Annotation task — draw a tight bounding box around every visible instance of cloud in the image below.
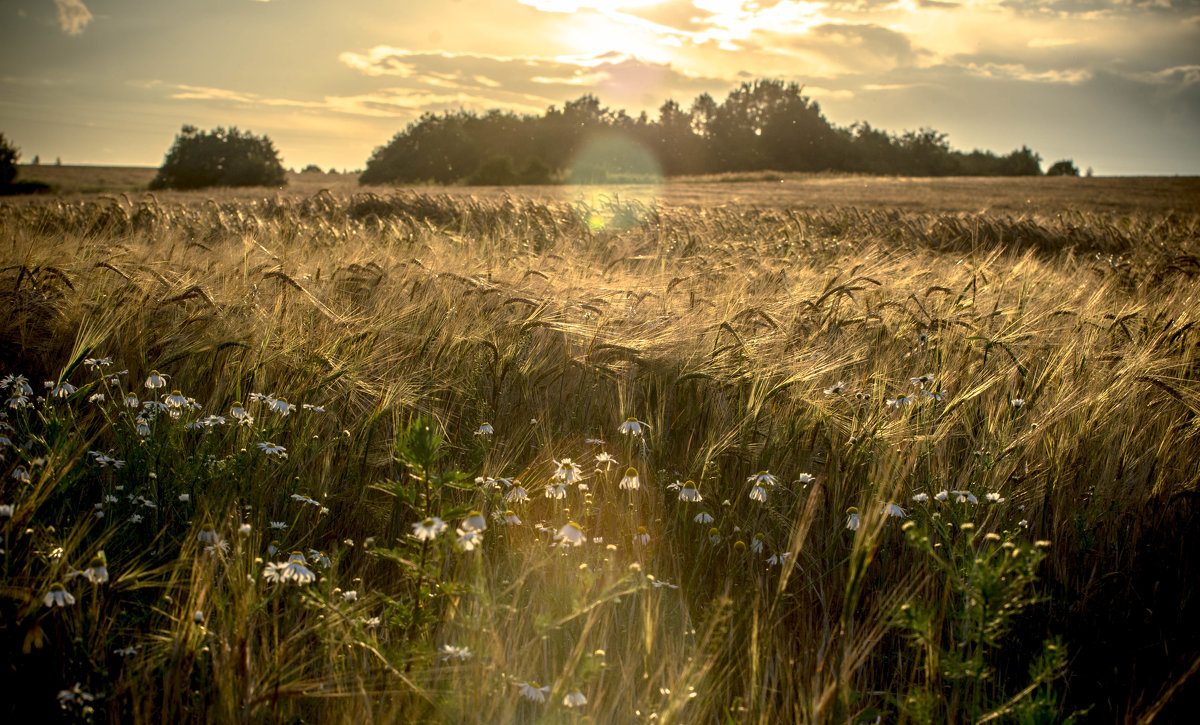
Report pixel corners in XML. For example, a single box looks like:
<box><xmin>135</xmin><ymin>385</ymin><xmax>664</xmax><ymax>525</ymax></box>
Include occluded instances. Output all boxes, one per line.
<box><xmin>54</xmin><ymin>0</ymin><xmax>92</xmax><ymax>36</ymax></box>
<box><xmin>337</xmin><ymin>47</ymin><xmax>728</xmax><ymax>108</ymax></box>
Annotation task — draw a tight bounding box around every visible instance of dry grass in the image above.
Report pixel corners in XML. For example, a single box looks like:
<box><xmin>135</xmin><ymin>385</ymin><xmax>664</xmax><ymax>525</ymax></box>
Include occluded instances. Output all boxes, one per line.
<box><xmin>1</xmin><ymin>189</ymin><xmax>1198</xmax><ymax>723</ymax></box>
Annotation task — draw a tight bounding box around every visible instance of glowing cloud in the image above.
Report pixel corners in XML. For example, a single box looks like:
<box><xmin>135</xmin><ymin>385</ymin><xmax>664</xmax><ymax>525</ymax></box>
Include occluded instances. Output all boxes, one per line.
<box><xmin>54</xmin><ymin>0</ymin><xmax>93</xmax><ymax>36</ymax></box>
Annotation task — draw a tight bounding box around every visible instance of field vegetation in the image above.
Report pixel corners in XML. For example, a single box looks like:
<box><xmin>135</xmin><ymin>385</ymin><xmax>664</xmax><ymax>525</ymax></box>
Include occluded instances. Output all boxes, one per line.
<box><xmin>1</xmin><ymin>185</ymin><xmax>1198</xmax><ymax>723</ymax></box>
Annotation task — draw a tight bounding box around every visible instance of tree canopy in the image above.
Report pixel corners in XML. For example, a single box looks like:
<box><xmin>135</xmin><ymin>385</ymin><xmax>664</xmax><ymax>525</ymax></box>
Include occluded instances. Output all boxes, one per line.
<box><xmin>362</xmin><ymin>80</ymin><xmax>1046</xmax><ymax>186</ymax></box>
<box><xmin>150</xmin><ymin>126</ymin><xmax>287</xmax><ymax>190</ymax></box>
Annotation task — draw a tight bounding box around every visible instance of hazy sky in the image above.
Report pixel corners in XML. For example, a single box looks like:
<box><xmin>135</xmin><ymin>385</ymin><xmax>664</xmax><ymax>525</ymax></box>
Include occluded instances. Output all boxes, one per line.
<box><xmin>1</xmin><ymin>0</ymin><xmax>1197</xmax><ymax>175</ymax></box>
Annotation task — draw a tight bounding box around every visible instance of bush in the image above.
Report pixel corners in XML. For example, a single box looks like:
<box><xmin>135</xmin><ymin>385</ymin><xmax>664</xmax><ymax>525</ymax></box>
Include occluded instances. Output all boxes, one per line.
<box><xmin>1047</xmin><ymin>159</ymin><xmax>1080</xmax><ymax>177</ymax></box>
<box><xmin>149</xmin><ymin>125</ymin><xmax>286</xmax><ymax>190</ymax></box>
<box><xmin>301</xmin><ymin>164</ymin><xmax>323</xmax><ymax>174</ymax></box>
<box><xmin>1</xmin><ymin>132</ymin><xmax>19</xmax><ymax>186</ymax></box>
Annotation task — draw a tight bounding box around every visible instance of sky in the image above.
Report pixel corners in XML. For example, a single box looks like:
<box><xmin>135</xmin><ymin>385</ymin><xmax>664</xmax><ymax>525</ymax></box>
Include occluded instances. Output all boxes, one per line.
<box><xmin>0</xmin><ymin>0</ymin><xmax>1197</xmax><ymax>175</ymax></box>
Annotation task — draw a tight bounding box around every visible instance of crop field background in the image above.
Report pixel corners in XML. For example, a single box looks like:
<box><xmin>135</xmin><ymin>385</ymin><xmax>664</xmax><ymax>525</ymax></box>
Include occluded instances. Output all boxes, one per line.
<box><xmin>1</xmin><ymin>177</ymin><xmax>1199</xmax><ymax>723</ymax></box>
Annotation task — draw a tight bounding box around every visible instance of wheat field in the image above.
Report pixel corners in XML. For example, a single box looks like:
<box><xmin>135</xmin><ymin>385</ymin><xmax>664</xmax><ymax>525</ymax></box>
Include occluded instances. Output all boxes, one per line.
<box><xmin>1</xmin><ymin>186</ymin><xmax>1198</xmax><ymax>723</ymax></box>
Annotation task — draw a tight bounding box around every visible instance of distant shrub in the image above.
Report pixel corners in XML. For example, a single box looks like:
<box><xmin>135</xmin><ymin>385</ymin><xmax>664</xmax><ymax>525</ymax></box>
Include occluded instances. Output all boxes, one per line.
<box><xmin>1047</xmin><ymin>159</ymin><xmax>1080</xmax><ymax>177</ymax></box>
<box><xmin>149</xmin><ymin>125</ymin><xmax>286</xmax><ymax>190</ymax></box>
<box><xmin>301</xmin><ymin>164</ymin><xmax>323</xmax><ymax>174</ymax></box>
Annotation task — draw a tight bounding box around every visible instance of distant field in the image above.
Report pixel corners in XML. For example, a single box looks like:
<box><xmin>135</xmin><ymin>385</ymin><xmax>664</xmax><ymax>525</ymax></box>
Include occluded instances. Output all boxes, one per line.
<box><xmin>14</xmin><ymin>164</ymin><xmax>1200</xmax><ymax>215</ymax></box>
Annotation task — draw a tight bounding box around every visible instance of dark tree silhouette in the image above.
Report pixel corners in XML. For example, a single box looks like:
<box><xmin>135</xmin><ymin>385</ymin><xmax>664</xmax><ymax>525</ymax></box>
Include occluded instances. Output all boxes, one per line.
<box><xmin>149</xmin><ymin>126</ymin><xmax>286</xmax><ymax>190</ymax></box>
<box><xmin>359</xmin><ymin>79</ymin><xmax>1048</xmax><ymax>185</ymax></box>
<box><xmin>0</xmin><ymin>133</ymin><xmax>19</xmax><ymax>186</ymax></box>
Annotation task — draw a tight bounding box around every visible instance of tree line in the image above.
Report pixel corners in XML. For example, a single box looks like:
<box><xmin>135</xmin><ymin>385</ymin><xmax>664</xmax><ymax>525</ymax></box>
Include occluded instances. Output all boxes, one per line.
<box><xmin>360</xmin><ymin>79</ymin><xmax>1047</xmax><ymax>186</ymax></box>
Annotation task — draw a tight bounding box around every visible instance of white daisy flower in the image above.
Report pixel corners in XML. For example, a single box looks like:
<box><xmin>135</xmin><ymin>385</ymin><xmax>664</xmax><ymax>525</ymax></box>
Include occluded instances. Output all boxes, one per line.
<box><xmin>412</xmin><ymin>517</ymin><xmax>447</xmax><ymax>541</ymax></box>
<box><xmin>618</xmin><ymin>467</ymin><xmax>640</xmax><ymax>491</ymax></box>
<box><xmin>518</xmin><ymin>681</ymin><xmax>551</xmax><ymax>703</ymax></box>
<box><xmin>0</xmin><ymin>504</ymin><xmax>12</xmax><ymax>518</ymax></box>
<box><xmin>162</xmin><ymin>390</ymin><xmax>188</xmax><ymax>408</ymax></box>
<box><xmin>633</xmin><ymin>526</ymin><xmax>650</xmax><ymax>546</ymax></box>
<box><xmin>475</xmin><ymin>422</ymin><xmax>494</xmax><ymax>436</ymax></box>
<box><xmin>229</xmin><ymin>402</ymin><xmax>253</xmax><ymax>425</ymax></box>
<box><xmin>266</xmin><ymin>397</ymin><xmax>294</xmax><ymax>416</ymax></box>
<box><xmin>123</xmin><ymin>393</ymin><xmax>139</xmax><ymax>408</ymax></box>
<box><xmin>911</xmin><ymin>492</ymin><xmax>929</xmax><ymax>503</ymax></box>
<box><xmin>504</xmin><ymin>510</ymin><xmax>522</xmax><ymax>525</ymax></box>
<box><xmin>544</xmin><ymin>483</ymin><xmax>567</xmax><ymax>500</ymax></box>
<box><xmin>1010</xmin><ymin>398</ymin><xmax>1026</xmax><ymax>408</ymax></box>
<box><xmin>748</xmin><ymin>485</ymin><xmax>767</xmax><ymax>503</ymax></box>
<box><xmin>618</xmin><ymin>417</ymin><xmax>648</xmax><ymax>436</ymax></box>
<box><xmin>279</xmin><ymin>552</ymin><xmax>317</xmax><ymax>584</ymax></box>
<box><xmin>556</xmin><ymin>521</ymin><xmax>585</xmax><ymax>546</ymax></box>
<box><xmin>505</xmin><ymin>486</ymin><xmax>530</xmax><ymax>503</ymax></box>
<box><xmin>886</xmin><ymin>394</ymin><xmax>914</xmax><ymax>408</ymax></box>
<box><xmin>256</xmin><ymin>442</ymin><xmax>287</xmax><ymax>458</ymax></box>
<box><xmin>50</xmin><ymin>382</ymin><xmax>77</xmax><ymax>398</ymax></box>
<box><xmin>457</xmin><ymin>528</ymin><xmax>483</xmax><ymax>551</ymax></box>
<box><xmin>882</xmin><ymin>503</ymin><xmax>906</xmax><ymax>518</ymax></box>
<box><xmin>144</xmin><ymin>370</ymin><xmax>169</xmax><ymax>389</ymax></box>
<box><xmin>679</xmin><ymin>480</ymin><xmax>703</xmax><ymax>502</ymax></box>
<box><xmin>824</xmin><ymin>381</ymin><xmax>845</xmax><ymax>396</ymax></box>
<box><xmin>934</xmin><ymin>490</ymin><xmax>949</xmax><ymax>502</ymax></box>
<box><xmin>751</xmin><ymin>533</ymin><xmax>765</xmax><ymax>553</ymax></box>
<box><xmin>595</xmin><ymin>451</ymin><xmax>618</xmax><ymax>470</ymax></box>
<box><xmin>986</xmin><ymin>492</ymin><xmax>1005</xmax><ymax>503</ymax></box>
<box><xmin>694</xmin><ymin>511</ymin><xmax>714</xmax><ymax>524</ymax></box>
<box><xmin>461</xmin><ymin>510</ymin><xmax>487</xmax><ymax>532</ymax></box>
<box><xmin>82</xmin><ymin>556</ymin><xmax>109</xmax><ymax>584</ymax></box>
<box><xmin>563</xmin><ymin>691</ymin><xmax>587</xmax><ymax>707</ymax></box>
<box><xmin>440</xmin><ymin>644</ymin><xmax>472</xmax><ymax>661</ymax></box>
<box><xmin>951</xmin><ymin>490</ymin><xmax>979</xmax><ymax>504</ymax></box>
<box><xmin>708</xmin><ymin>528</ymin><xmax>722</xmax><ymax>544</ymax></box>
<box><xmin>197</xmin><ymin>525</ymin><xmax>220</xmax><ymax>544</ymax></box>
<box><xmin>747</xmin><ymin>470</ymin><xmax>779</xmax><ymax>487</ymax></box>
<box><xmin>767</xmin><ymin>552</ymin><xmax>791</xmax><ymax>566</ymax></box>
<box><xmin>554</xmin><ymin>458</ymin><xmax>583</xmax><ymax>486</ymax></box>
<box><xmin>269</xmin><ymin>520</ymin><xmax>288</xmax><ymax>530</ymax></box>
<box><xmin>845</xmin><ymin>506</ymin><xmax>860</xmax><ymax>531</ymax></box>
<box><xmin>796</xmin><ymin>473</ymin><xmax>815</xmax><ymax>485</ymax></box>
<box><xmin>44</xmin><ymin>583</ymin><xmax>76</xmax><ymax>607</ymax></box>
